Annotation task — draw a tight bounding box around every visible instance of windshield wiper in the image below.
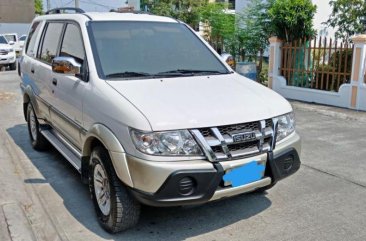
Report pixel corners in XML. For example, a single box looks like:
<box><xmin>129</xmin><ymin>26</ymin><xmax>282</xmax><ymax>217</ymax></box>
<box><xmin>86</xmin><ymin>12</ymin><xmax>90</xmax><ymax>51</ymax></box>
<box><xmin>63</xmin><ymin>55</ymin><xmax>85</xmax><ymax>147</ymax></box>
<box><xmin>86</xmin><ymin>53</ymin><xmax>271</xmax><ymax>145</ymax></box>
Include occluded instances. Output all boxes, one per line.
<box><xmin>105</xmin><ymin>71</ymin><xmax>152</xmax><ymax>78</ymax></box>
<box><xmin>157</xmin><ymin>69</ymin><xmax>228</xmax><ymax>76</ymax></box>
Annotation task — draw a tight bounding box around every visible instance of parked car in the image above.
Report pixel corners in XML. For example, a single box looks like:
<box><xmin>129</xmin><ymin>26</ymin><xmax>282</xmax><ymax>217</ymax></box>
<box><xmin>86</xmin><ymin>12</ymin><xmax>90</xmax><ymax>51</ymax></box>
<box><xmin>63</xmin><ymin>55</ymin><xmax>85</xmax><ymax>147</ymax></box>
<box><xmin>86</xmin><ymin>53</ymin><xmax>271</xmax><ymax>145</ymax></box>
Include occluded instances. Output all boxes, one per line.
<box><xmin>19</xmin><ymin>34</ymin><xmax>27</xmax><ymax>50</ymax></box>
<box><xmin>20</xmin><ymin>7</ymin><xmax>301</xmax><ymax>233</ymax></box>
<box><xmin>3</xmin><ymin>33</ymin><xmax>22</xmax><ymax>55</ymax></box>
<box><xmin>0</xmin><ymin>35</ymin><xmax>16</xmax><ymax>70</ymax></box>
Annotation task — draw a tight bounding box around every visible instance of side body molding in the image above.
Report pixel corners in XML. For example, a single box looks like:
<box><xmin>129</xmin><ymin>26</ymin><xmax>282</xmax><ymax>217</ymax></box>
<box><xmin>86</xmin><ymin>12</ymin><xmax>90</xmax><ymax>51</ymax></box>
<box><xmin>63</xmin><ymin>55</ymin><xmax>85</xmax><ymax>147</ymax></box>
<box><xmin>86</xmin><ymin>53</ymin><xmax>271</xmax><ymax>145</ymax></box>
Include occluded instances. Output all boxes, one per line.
<box><xmin>82</xmin><ymin>124</ymin><xmax>134</xmax><ymax>187</ymax></box>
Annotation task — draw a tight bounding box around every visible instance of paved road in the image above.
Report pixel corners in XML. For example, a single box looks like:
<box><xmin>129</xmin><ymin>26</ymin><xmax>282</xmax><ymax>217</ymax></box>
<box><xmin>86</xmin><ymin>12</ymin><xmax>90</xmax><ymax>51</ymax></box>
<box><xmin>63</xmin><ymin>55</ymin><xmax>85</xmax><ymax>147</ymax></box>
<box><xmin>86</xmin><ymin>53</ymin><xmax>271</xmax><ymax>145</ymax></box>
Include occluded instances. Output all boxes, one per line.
<box><xmin>0</xmin><ymin>70</ymin><xmax>366</xmax><ymax>241</ymax></box>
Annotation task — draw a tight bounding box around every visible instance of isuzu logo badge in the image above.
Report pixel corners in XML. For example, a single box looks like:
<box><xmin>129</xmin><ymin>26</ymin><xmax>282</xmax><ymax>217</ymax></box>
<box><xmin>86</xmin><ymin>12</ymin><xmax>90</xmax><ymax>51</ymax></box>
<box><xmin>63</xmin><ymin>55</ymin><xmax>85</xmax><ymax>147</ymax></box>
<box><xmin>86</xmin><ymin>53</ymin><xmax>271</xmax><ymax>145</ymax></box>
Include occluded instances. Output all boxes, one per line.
<box><xmin>231</xmin><ymin>132</ymin><xmax>256</xmax><ymax>143</ymax></box>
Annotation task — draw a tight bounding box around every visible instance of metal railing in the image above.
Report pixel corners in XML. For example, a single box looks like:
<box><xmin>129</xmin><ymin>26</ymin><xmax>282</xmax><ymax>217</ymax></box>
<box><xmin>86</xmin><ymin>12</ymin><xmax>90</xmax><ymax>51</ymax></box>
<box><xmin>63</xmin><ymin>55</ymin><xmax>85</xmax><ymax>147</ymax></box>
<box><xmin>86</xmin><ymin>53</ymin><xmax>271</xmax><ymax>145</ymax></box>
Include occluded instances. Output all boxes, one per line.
<box><xmin>281</xmin><ymin>37</ymin><xmax>353</xmax><ymax>92</ymax></box>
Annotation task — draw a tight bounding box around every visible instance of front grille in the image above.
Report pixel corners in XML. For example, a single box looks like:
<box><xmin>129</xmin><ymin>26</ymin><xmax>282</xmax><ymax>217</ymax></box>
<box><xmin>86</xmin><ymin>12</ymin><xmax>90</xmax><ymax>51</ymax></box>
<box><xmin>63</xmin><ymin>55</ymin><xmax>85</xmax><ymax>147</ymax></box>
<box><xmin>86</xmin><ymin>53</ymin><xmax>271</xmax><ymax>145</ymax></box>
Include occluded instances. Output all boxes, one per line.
<box><xmin>227</xmin><ymin>140</ymin><xmax>257</xmax><ymax>152</ymax></box>
<box><xmin>218</xmin><ymin>122</ymin><xmax>259</xmax><ymax>135</ymax></box>
<box><xmin>0</xmin><ymin>49</ymin><xmax>9</xmax><ymax>55</ymax></box>
<box><xmin>191</xmin><ymin>118</ymin><xmax>276</xmax><ymax>161</ymax></box>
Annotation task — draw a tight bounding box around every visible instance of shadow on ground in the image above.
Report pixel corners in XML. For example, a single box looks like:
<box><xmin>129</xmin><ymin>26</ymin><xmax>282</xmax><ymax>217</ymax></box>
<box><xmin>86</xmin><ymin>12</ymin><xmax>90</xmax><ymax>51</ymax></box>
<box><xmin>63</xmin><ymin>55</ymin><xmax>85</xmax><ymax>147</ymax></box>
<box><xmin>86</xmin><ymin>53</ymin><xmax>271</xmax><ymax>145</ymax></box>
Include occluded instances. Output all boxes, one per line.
<box><xmin>7</xmin><ymin>124</ymin><xmax>271</xmax><ymax>240</ymax></box>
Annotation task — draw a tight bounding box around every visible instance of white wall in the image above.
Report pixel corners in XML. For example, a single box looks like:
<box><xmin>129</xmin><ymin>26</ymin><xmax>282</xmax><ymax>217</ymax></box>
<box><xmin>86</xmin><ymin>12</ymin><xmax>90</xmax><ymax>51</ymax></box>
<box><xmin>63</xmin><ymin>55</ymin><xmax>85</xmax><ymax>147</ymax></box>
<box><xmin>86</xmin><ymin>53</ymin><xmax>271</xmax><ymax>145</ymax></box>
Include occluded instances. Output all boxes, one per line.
<box><xmin>312</xmin><ymin>0</ymin><xmax>336</xmax><ymax>38</ymax></box>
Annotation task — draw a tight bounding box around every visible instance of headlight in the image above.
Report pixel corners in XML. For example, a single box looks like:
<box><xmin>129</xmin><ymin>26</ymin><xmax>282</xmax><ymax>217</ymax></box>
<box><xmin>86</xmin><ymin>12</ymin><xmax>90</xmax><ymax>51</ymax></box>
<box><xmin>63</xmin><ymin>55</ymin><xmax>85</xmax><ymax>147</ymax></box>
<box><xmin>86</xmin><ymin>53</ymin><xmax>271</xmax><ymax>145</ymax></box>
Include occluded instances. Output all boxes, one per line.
<box><xmin>276</xmin><ymin>112</ymin><xmax>295</xmax><ymax>142</ymax></box>
<box><xmin>130</xmin><ymin>129</ymin><xmax>203</xmax><ymax>156</ymax></box>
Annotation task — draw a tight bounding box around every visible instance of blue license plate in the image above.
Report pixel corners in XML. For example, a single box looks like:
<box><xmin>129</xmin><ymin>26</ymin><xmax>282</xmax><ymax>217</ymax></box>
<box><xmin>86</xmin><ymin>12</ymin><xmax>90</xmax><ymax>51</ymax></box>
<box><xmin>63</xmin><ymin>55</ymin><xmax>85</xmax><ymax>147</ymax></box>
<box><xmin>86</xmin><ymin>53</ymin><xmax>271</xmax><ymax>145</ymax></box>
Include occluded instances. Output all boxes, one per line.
<box><xmin>223</xmin><ymin>161</ymin><xmax>265</xmax><ymax>187</ymax></box>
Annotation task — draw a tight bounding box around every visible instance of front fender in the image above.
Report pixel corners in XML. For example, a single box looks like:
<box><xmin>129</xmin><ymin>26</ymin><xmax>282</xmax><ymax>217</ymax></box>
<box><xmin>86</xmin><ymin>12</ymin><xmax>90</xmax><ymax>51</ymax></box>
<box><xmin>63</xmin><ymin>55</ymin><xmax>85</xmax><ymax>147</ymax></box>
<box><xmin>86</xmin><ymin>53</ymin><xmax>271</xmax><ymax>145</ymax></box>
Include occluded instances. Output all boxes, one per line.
<box><xmin>22</xmin><ymin>83</ymin><xmax>39</xmax><ymax>119</ymax></box>
<box><xmin>82</xmin><ymin>124</ymin><xmax>134</xmax><ymax>187</ymax></box>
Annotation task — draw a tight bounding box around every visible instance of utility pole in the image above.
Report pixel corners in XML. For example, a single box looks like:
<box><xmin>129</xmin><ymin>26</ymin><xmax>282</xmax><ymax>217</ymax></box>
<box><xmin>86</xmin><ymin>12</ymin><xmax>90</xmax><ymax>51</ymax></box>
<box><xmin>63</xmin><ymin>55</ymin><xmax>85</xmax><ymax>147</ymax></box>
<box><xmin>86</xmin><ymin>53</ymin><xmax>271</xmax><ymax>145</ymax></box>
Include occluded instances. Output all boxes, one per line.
<box><xmin>75</xmin><ymin>0</ymin><xmax>80</xmax><ymax>8</ymax></box>
<box><xmin>47</xmin><ymin>0</ymin><xmax>50</xmax><ymax>10</ymax></box>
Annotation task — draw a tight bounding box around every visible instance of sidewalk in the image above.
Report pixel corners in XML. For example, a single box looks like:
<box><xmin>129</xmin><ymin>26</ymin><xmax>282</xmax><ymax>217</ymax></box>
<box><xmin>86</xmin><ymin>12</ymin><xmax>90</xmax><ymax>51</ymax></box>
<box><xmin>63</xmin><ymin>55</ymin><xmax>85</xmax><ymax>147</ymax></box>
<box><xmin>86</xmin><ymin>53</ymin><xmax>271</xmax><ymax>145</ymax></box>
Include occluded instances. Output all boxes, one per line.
<box><xmin>0</xmin><ymin>128</ymin><xmax>63</xmax><ymax>241</ymax></box>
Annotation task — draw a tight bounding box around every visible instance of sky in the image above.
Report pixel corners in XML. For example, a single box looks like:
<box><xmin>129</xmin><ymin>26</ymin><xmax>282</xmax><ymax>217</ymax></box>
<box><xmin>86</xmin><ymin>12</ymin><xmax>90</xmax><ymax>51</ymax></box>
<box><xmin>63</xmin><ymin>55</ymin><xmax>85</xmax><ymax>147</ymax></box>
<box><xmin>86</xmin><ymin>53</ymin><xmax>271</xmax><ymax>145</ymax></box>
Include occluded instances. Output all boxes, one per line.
<box><xmin>42</xmin><ymin>0</ymin><xmax>138</xmax><ymax>12</ymax></box>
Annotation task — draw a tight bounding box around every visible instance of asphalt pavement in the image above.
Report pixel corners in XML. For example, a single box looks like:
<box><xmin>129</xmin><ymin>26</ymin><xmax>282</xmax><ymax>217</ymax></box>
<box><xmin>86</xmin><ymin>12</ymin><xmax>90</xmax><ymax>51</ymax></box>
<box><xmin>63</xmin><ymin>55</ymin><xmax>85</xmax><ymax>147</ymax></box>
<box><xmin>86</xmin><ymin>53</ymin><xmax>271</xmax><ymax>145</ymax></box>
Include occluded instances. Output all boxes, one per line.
<box><xmin>0</xmin><ymin>70</ymin><xmax>366</xmax><ymax>241</ymax></box>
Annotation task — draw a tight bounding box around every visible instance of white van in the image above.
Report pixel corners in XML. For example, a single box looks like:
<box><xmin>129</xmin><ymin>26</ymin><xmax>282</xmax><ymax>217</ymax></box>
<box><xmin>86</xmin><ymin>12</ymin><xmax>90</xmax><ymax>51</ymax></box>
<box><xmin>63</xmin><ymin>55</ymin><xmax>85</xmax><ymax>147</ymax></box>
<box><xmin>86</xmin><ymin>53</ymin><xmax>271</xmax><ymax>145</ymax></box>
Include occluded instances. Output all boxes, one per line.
<box><xmin>19</xmin><ymin>8</ymin><xmax>301</xmax><ymax>233</ymax></box>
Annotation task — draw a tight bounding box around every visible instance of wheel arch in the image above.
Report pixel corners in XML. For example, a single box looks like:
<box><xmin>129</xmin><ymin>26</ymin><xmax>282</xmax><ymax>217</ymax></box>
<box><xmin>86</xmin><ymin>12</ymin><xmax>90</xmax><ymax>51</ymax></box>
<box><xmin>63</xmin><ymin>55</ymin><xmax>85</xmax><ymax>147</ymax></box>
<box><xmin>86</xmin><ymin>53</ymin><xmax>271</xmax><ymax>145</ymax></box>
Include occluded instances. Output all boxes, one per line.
<box><xmin>23</xmin><ymin>93</ymin><xmax>30</xmax><ymax>121</ymax></box>
<box><xmin>22</xmin><ymin>86</ymin><xmax>40</xmax><ymax>121</ymax></box>
<box><xmin>81</xmin><ymin>124</ymin><xmax>134</xmax><ymax>188</ymax></box>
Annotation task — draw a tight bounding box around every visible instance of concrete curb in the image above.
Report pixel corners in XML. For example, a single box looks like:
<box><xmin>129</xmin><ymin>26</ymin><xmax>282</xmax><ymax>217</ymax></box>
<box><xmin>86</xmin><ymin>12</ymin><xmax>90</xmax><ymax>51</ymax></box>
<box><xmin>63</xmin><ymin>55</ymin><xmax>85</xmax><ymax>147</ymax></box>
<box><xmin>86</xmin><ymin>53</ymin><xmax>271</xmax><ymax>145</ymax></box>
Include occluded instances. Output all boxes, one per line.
<box><xmin>2</xmin><ymin>203</ymin><xmax>36</xmax><ymax>241</ymax></box>
<box><xmin>290</xmin><ymin>100</ymin><xmax>366</xmax><ymax>123</ymax></box>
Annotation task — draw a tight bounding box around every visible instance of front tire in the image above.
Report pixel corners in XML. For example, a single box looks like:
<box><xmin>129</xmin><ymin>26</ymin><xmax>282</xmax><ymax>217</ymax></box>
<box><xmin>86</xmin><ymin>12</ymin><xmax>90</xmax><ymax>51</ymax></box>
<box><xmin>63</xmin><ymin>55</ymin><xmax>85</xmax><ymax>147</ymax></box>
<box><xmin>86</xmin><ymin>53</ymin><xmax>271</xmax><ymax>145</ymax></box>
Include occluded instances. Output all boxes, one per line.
<box><xmin>26</xmin><ymin>103</ymin><xmax>49</xmax><ymax>151</ymax></box>
<box><xmin>9</xmin><ymin>62</ymin><xmax>16</xmax><ymax>71</ymax></box>
<box><xmin>89</xmin><ymin>146</ymin><xmax>140</xmax><ymax>233</ymax></box>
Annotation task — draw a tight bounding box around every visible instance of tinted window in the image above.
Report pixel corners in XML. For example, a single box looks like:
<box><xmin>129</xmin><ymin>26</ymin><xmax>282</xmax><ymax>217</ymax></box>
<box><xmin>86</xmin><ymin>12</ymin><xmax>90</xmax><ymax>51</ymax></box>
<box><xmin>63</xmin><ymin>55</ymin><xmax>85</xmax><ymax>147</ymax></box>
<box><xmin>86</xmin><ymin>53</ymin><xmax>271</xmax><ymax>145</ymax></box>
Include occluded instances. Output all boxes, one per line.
<box><xmin>89</xmin><ymin>21</ymin><xmax>228</xmax><ymax>79</ymax></box>
<box><xmin>20</xmin><ymin>35</ymin><xmax>27</xmax><ymax>41</ymax></box>
<box><xmin>26</xmin><ymin>22</ymin><xmax>42</xmax><ymax>56</ymax></box>
<box><xmin>39</xmin><ymin>22</ymin><xmax>64</xmax><ymax>63</ymax></box>
<box><xmin>60</xmin><ymin>24</ymin><xmax>85</xmax><ymax>64</ymax></box>
<box><xmin>0</xmin><ymin>36</ymin><xmax>7</xmax><ymax>44</ymax></box>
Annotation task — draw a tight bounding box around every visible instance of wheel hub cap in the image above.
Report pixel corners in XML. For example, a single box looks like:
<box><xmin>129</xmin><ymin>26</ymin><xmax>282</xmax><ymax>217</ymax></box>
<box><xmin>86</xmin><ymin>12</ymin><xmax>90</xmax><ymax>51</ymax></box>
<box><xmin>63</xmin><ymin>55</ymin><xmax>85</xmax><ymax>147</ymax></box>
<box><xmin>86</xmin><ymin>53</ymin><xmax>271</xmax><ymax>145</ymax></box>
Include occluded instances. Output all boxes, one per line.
<box><xmin>29</xmin><ymin>109</ymin><xmax>37</xmax><ymax>141</ymax></box>
<box><xmin>93</xmin><ymin>164</ymin><xmax>111</xmax><ymax>216</ymax></box>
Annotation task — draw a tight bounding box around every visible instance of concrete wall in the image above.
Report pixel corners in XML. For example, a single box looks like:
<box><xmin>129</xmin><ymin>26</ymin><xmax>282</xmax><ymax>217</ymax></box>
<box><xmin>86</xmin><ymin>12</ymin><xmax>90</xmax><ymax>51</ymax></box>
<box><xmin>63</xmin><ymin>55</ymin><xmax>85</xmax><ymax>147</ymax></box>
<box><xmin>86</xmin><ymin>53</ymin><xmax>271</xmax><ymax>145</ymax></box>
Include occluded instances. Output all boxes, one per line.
<box><xmin>0</xmin><ymin>0</ymin><xmax>35</xmax><ymax>23</ymax></box>
<box><xmin>268</xmin><ymin>36</ymin><xmax>366</xmax><ymax>111</ymax></box>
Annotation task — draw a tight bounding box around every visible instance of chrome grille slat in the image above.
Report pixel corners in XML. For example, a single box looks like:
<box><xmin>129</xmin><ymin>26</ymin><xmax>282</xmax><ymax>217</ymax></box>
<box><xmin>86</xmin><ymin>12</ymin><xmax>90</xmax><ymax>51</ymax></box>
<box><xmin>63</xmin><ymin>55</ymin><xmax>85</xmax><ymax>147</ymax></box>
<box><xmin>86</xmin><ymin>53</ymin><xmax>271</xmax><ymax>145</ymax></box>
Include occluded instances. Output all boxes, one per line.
<box><xmin>192</xmin><ymin>118</ymin><xmax>276</xmax><ymax>161</ymax></box>
<box><xmin>211</xmin><ymin>127</ymin><xmax>231</xmax><ymax>158</ymax></box>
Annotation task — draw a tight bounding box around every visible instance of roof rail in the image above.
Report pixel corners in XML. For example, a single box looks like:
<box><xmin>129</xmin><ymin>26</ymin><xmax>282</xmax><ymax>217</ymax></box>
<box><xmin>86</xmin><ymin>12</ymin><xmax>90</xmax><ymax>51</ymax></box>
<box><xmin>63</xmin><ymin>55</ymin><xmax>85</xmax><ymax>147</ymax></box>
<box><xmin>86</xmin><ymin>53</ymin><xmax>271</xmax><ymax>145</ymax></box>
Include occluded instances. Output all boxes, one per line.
<box><xmin>45</xmin><ymin>7</ymin><xmax>85</xmax><ymax>15</ymax></box>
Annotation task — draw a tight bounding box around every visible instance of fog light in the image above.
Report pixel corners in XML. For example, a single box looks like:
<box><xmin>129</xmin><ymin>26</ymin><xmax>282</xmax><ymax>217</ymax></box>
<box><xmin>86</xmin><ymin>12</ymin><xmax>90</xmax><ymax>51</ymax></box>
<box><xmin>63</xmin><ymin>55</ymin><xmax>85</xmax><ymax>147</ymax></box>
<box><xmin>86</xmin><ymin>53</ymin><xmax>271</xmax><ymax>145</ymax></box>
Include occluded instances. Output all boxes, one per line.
<box><xmin>178</xmin><ymin>177</ymin><xmax>195</xmax><ymax>196</ymax></box>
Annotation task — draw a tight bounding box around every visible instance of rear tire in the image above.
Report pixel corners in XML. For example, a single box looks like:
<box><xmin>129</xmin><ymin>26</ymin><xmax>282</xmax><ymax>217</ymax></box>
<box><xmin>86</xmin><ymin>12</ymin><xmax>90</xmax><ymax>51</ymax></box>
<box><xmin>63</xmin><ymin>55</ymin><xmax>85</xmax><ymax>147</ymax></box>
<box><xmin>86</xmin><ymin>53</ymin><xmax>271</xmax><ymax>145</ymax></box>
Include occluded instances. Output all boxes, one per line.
<box><xmin>26</xmin><ymin>103</ymin><xmax>49</xmax><ymax>151</ymax></box>
<box><xmin>89</xmin><ymin>146</ymin><xmax>140</xmax><ymax>233</ymax></box>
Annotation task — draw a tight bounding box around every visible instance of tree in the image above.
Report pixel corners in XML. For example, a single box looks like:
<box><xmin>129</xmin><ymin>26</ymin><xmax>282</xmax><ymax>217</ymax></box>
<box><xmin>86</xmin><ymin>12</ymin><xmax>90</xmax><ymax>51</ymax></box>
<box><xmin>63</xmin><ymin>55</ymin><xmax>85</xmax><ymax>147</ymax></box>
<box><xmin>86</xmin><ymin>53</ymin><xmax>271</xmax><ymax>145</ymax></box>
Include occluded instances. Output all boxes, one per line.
<box><xmin>326</xmin><ymin>0</ymin><xmax>366</xmax><ymax>42</ymax></box>
<box><xmin>237</xmin><ymin>0</ymin><xmax>273</xmax><ymax>76</ymax></box>
<box><xmin>35</xmin><ymin>0</ymin><xmax>43</xmax><ymax>15</ymax></box>
<box><xmin>142</xmin><ymin>0</ymin><xmax>209</xmax><ymax>30</ymax></box>
<box><xmin>200</xmin><ymin>3</ymin><xmax>235</xmax><ymax>53</ymax></box>
<box><xmin>268</xmin><ymin>0</ymin><xmax>316</xmax><ymax>42</ymax></box>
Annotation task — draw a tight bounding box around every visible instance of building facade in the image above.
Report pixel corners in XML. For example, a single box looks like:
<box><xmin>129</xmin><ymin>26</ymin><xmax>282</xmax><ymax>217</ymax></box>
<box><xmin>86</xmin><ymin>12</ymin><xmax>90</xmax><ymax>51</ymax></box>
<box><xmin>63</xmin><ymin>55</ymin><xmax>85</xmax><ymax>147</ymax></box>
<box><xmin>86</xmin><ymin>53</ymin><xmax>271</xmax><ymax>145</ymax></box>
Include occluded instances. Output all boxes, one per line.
<box><xmin>0</xmin><ymin>0</ymin><xmax>35</xmax><ymax>23</ymax></box>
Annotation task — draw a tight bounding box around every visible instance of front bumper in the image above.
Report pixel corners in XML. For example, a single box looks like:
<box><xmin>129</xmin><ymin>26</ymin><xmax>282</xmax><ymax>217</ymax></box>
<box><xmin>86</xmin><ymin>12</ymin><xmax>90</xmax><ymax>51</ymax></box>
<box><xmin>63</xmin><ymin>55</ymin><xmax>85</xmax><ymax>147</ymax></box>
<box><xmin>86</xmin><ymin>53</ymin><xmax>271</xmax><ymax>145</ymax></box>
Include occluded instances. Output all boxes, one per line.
<box><xmin>128</xmin><ymin>132</ymin><xmax>301</xmax><ymax>207</ymax></box>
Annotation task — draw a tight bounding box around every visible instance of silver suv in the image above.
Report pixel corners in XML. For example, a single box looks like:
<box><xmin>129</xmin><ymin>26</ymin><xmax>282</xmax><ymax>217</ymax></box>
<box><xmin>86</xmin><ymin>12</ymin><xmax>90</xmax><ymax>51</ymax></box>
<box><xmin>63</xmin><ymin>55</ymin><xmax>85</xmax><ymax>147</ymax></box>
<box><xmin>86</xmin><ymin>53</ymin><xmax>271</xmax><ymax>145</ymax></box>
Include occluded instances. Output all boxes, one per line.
<box><xmin>19</xmin><ymin>8</ymin><xmax>301</xmax><ymax>233</ymax></box>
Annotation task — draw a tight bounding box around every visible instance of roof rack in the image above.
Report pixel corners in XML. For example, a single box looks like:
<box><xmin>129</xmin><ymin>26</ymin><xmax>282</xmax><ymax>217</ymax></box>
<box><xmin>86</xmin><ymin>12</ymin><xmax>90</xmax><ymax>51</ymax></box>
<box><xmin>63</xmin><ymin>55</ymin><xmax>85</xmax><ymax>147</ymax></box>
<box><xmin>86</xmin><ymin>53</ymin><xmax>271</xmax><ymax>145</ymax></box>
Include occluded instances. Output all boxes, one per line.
<box><xmin>45</xmin><ymin>7</ymin><xmax>85</xmax><ymax>15</ymax></box>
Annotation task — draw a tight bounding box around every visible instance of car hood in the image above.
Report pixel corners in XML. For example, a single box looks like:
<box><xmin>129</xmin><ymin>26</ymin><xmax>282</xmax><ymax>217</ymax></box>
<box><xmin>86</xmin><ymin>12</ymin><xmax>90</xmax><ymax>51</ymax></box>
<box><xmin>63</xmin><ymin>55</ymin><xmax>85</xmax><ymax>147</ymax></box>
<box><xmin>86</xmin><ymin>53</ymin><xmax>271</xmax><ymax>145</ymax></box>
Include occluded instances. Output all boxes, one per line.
<box><xmin>0</xmin><ymin>43</ymin><xmax>11</xmax><ymax>50</ymax></box>
<box><xmin>107</xmin><ymin>74</ymin><xmax>292</xmax><ymax>131</ymax></box>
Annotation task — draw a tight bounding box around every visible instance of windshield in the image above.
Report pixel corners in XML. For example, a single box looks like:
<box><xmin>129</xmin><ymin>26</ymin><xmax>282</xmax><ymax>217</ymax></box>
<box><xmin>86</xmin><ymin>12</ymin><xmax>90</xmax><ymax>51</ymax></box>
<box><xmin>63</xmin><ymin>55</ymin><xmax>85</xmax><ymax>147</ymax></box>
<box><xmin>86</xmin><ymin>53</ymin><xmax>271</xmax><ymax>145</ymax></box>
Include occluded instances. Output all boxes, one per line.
<box><xmin>5</xmin><ymin>35</ymin><xmax>16</xmax><ymax>42</ymax></box>
<box><xmin>89</xmin><ymin>21</ymin><xmax>229</xmax><ymax>79</ymax></box>
<box><xmin>0</xmin><ymin>36</ymin><xmax>8</xmax><ymax>44</ymax></box>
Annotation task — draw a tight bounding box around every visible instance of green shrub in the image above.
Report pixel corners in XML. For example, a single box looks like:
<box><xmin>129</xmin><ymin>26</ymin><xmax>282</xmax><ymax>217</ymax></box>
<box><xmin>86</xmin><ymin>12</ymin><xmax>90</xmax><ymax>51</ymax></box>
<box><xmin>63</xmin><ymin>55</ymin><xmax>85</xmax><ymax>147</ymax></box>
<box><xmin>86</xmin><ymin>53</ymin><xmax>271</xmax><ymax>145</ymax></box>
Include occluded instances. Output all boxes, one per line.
<box><xmin>329</xmin><ymin>49</ymin><xmax>353</xmax><ymax>74</ymax></box>
<box><xmin>314</xmin><ymin>64</ymin><xmax>336</xmax><ymax>91</ymax></box>
<box><xmin>268</xmin><ymin>0</ymin><xmax>317</xmax><ymax>43</ymax></box>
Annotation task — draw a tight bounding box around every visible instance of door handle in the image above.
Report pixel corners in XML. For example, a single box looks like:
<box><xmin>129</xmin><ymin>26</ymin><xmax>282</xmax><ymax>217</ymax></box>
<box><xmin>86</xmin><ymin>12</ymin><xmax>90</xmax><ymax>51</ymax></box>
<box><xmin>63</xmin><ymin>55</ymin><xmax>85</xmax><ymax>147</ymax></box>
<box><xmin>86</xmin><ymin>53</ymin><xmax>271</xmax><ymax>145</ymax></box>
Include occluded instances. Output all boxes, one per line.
<box><xmin>52</xmin><ymin>78</ymin><xmax>58</xmax><ymax>86</ymax></box>
<box><xmin>31</xmin><ymin>68</ymin><xmax>35</xmax><ymax>74</ymax></box>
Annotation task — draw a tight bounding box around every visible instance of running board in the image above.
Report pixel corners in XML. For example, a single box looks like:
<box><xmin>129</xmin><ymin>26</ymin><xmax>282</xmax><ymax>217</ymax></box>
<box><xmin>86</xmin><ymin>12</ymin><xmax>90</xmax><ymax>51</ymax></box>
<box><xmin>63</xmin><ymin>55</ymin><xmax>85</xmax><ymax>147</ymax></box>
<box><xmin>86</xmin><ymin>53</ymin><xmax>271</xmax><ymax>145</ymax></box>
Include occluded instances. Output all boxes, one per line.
<box><xmin>41</xmin><ymin>129</ymin><xmax>82</xmax><ymax>172</ymax></box>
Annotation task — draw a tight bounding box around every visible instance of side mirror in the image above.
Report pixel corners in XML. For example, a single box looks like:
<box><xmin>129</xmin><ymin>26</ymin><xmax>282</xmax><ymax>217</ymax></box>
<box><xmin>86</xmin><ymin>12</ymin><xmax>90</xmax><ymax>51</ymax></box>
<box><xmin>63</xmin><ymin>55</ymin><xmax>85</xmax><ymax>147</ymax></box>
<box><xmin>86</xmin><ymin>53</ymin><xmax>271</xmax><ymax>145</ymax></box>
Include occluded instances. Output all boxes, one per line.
<box><xmin>8</xmin><ymin>41</ymin><xmax>15</xmax><ymax>45</ymax></box>
<box><xmin>52</xmin><ymin>56</ymin><xmax>81</xmax><ymax>75</ymax></box>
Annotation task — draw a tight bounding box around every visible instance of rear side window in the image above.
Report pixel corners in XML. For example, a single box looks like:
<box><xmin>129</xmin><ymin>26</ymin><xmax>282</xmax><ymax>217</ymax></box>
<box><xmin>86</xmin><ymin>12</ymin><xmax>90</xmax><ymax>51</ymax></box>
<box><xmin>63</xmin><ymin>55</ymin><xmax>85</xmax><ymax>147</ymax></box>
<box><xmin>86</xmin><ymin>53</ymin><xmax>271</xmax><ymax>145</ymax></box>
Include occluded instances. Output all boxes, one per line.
<box><xmin>25</xmin><ymin>22</ymin><xmax>42</xmax><ymax>57</ymax></box>
<box><xmin>60</xmin><ymin>24</ymin><xmax>85</xmax><ymax>64</ymax></box>
<box><xmin>39</xmin><ymin>22</ymin><xmax>64</xmax><ymax>64</ymax></box>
